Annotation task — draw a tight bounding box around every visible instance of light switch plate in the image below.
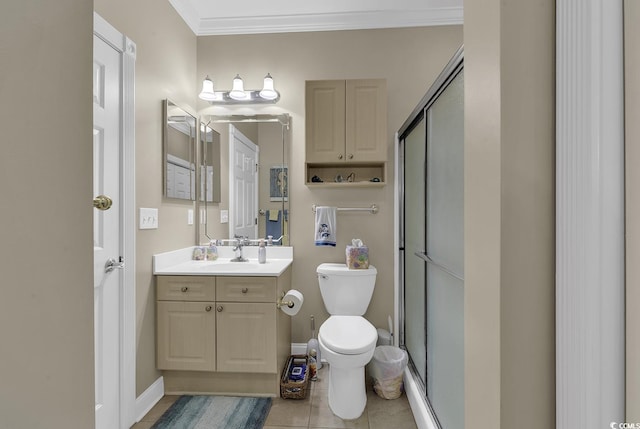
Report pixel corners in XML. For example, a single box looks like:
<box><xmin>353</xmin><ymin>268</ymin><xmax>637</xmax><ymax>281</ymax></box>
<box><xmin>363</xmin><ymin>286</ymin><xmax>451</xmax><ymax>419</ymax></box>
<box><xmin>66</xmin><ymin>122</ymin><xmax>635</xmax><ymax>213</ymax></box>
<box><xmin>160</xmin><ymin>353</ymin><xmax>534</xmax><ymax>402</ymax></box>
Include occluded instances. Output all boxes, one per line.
<box><xmin>139</xmin><ymin>208</ymin><xmax>158</xmax><ymax>229</ymax></box>
<box><xmin>187</xmin><ymin>209</ymin><xmax>194</xmax><ymax>225</ymax></box>
<box><xmin>220</xmin><ymin>210</ymin><xmax>229</xmax><ymax>223</ymax></box>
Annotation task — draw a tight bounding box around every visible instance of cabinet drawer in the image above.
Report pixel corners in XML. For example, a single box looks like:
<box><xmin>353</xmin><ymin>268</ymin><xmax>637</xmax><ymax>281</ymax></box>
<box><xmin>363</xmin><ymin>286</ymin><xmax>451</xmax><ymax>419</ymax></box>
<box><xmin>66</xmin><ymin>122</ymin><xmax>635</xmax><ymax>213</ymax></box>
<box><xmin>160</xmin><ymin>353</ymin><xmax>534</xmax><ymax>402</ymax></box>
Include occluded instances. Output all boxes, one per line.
<box><xmin>216</xmin><ymin>277</ymin><xmax>276</xmax><ymax>302</ymax></box>
<box><xmin>157</xmin><ymin>276</ymin><xmax>216</xmax><ymax>301</ymax></box>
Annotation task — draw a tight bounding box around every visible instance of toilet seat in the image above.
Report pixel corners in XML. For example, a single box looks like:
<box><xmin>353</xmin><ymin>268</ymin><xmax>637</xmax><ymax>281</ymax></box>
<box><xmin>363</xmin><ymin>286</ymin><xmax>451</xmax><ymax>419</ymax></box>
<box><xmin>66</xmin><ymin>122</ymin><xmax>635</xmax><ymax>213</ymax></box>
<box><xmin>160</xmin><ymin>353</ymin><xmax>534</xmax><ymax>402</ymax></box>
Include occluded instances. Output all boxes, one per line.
<box><xmin>319</xmin><ymin>316</ymin><xmax>377</xmax><ymax>355</ymax></box>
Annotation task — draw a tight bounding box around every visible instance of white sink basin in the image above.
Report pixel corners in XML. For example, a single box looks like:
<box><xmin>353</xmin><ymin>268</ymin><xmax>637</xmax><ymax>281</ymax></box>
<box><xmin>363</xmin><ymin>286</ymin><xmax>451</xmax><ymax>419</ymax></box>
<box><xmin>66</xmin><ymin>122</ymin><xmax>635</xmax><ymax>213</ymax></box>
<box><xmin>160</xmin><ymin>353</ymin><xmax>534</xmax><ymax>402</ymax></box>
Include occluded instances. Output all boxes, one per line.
<box><xmin>195</xmin><ymin>261</ymin><xmax>263</xmax><ymax>272</ymax></box>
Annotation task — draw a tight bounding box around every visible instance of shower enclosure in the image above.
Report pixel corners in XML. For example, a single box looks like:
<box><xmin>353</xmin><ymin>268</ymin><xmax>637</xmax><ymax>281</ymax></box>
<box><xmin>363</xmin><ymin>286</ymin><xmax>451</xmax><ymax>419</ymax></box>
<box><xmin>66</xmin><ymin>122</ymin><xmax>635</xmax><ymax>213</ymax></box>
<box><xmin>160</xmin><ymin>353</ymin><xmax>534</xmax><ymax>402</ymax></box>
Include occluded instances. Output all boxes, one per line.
<box><xmin>397</xmin><ymin>47</ymin><xmax>464</xmax><ymax>429</ymax></box>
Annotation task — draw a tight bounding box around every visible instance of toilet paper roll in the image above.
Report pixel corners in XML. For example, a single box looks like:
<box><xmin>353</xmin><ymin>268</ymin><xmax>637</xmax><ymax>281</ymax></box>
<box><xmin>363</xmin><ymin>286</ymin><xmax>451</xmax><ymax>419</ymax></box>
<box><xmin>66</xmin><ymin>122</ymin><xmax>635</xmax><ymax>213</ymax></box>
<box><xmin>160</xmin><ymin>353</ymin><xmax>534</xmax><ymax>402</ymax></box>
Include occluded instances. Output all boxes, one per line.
<box><xmin>280</xmin><ymin>289</ymin><xmax>304</xmax><ymax>316</ymax></box>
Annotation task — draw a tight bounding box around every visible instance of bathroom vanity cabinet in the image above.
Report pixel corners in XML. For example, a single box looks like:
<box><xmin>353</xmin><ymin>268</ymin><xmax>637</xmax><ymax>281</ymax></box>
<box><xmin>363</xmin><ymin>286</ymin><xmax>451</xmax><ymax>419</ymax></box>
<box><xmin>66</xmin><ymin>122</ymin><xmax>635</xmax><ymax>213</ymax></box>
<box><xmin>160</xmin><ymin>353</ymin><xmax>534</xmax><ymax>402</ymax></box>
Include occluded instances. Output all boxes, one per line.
<box><xmin>155</xmin><ymin>267</ymin><xmax>291</xmax><ymax>396</ymax></box>
<box><xmin>305</xmin><ymin>79</ymin><xmax>387</xmax><ymax>186</ymax></box>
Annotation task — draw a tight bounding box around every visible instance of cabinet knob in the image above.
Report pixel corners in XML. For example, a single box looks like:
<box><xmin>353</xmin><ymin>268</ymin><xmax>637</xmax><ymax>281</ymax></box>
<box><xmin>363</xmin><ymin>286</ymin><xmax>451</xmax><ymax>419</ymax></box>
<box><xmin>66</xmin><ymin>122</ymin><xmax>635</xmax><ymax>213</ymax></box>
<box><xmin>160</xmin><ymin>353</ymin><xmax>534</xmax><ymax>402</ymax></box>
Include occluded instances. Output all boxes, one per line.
<box><xmin>205</xmin><ymin>305</ymin><xmax>212</xmax><ymax>312</ymax></box>
<box><xmin>348</xmin><ymin>153</ymin><xmax>354</xmax><ymax>159</ymax></box>
<box><xmin>338</xmin><ymin>153</ymin><xmax>343</xmax><ymax>160</ymax></box>
<box><xmin>181</xmin><ymin>287</ymin><xmax>189</xmax><ymax>293</ymax></box>
<box><xmin>241</xmin><ymin>287</ymin><xmax>248</xmax><ymax>294</ymax></box>
<box><xmin>216</xmin><ymin>305</ymin><xmax>224</xmax><ymax>312</ymax></box>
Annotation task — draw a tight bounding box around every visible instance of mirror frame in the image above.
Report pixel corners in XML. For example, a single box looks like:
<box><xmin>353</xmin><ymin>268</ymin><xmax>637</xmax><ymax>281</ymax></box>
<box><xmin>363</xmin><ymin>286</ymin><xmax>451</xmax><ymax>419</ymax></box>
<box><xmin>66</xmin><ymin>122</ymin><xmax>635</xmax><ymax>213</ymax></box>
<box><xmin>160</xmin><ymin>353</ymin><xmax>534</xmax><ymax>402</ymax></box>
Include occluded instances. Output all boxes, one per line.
<box><xmin>196</xmin><ymin>113</ymin><xmax>291</xmax><ymax>244</ymax></box>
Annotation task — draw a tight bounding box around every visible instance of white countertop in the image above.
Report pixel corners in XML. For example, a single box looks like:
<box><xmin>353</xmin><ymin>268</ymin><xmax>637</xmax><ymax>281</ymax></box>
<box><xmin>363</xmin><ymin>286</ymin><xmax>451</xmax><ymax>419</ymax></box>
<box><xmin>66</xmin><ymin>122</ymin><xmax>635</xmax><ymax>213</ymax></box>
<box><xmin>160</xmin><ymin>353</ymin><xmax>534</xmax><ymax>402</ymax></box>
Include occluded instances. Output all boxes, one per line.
<box><xmin>153</xmin><ymin>246</ymin><xmax>293</xmax><ymax>277</ymax></box>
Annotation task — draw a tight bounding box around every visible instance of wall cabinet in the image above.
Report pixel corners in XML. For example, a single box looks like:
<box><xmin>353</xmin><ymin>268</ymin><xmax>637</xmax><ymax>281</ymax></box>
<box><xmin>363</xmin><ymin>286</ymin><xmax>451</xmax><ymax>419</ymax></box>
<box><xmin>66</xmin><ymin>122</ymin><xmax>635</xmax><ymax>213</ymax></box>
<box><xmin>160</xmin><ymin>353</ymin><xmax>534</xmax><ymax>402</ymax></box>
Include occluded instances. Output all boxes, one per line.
<box><xmin>156</xmin><ymin>269</ymin><xmax>291</xmax><ymax>396</ymax></box>
<box><xmin>305</xmin><ymin>79</ymin><xmax>387</xmax><ymax>186</ymax></box>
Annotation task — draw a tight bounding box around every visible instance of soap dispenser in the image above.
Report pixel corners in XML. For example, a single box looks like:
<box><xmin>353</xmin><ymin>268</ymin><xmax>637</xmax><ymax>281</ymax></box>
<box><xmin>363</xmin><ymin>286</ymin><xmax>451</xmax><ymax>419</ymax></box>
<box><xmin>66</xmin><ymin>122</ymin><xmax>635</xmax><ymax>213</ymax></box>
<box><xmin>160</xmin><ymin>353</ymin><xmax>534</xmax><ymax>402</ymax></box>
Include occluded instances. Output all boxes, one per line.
<box><xmin>258</xmin><ymin>239</ymin><xmax>266</xmax><ymax>264</ymax></box>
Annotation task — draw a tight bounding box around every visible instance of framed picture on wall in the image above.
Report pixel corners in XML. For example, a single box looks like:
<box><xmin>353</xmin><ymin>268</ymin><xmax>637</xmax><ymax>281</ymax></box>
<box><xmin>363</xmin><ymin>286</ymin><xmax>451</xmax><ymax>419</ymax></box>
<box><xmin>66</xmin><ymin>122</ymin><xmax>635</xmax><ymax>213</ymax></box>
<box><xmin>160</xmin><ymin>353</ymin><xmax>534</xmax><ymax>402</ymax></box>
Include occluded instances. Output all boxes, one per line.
<box><xmin>270</xmin><ymin>165</ymin><xmax>288</xmax><ymax>201</ymax></box>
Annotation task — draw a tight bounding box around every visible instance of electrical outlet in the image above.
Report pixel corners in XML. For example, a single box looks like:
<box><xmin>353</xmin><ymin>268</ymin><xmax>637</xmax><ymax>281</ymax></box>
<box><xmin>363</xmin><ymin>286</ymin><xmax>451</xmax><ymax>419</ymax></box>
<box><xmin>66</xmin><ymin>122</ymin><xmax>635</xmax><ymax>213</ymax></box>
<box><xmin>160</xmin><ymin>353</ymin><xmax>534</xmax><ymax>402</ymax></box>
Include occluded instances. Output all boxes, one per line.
<box><xmin>220</xmin><ymin>210</ymin><xmax>229</xmax><ymax>223</ymax></box>
<box><xmin>139</xmin><ymin>208</ymin><xmax>158</xmax><ymax>229</ymax></box>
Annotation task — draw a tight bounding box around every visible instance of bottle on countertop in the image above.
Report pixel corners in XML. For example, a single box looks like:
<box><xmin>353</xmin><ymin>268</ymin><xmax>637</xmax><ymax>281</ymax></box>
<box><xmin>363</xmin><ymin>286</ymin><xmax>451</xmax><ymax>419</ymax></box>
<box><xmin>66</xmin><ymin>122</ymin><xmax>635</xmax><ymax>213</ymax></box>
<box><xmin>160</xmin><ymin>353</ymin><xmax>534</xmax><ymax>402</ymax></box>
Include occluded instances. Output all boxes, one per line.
<box><xmin>258</xmin><ymin>239</ymin><xmax>266</xmax><ymax>264</ymax></box>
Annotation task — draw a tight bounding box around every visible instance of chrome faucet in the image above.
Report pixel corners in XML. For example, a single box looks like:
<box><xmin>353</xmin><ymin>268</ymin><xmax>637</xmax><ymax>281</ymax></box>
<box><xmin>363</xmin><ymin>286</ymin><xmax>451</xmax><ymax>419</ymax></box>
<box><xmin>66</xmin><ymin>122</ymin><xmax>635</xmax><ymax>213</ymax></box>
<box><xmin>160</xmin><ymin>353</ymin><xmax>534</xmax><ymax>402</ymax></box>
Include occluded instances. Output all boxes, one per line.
<box><xmin>231</xmin><ymin>235</ymin><xmax>249</xmax><ymax>262</ymax></box>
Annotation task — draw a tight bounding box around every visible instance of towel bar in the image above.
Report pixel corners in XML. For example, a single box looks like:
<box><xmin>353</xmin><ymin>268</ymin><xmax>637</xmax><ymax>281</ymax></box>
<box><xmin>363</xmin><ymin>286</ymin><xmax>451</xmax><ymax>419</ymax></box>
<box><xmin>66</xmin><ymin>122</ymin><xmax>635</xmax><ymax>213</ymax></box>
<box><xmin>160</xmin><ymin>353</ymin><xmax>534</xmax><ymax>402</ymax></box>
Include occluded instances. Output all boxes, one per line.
<box><xmin>311</xmin><ymin>204</ymin><xmax>378</xmax><ymax>214</ymax></box>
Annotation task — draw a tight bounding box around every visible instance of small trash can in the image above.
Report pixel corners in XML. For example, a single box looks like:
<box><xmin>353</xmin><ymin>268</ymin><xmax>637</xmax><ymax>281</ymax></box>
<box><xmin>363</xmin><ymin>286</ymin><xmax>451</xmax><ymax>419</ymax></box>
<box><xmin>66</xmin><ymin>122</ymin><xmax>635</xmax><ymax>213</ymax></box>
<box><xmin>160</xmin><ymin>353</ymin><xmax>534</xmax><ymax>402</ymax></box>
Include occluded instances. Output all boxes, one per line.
<box><xmin>369</xmin><ymin>346</ymin><xmax>408</xmax><ymax>399</ymax></box>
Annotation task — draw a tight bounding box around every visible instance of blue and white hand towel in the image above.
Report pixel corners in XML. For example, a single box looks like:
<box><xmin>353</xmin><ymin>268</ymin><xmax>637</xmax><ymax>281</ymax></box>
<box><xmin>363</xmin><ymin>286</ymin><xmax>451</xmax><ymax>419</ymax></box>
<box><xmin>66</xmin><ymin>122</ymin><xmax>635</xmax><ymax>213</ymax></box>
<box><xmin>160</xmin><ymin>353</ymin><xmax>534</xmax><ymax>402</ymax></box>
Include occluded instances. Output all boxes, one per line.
<box><xmin>314</xmin><ymin>206</ymin><xmax>337</xmax><ymax>246</ymax></box>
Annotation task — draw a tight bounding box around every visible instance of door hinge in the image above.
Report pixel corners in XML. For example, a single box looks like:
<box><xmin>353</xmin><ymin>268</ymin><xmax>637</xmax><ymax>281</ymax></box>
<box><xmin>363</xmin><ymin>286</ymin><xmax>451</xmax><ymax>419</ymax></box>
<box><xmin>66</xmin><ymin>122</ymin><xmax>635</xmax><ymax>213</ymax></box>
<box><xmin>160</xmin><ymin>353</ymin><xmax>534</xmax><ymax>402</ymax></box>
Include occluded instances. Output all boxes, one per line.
<box><xmin>255</xmin><ymin>218</ymin><xmax>258</xmax><ymax>225</ymax></box>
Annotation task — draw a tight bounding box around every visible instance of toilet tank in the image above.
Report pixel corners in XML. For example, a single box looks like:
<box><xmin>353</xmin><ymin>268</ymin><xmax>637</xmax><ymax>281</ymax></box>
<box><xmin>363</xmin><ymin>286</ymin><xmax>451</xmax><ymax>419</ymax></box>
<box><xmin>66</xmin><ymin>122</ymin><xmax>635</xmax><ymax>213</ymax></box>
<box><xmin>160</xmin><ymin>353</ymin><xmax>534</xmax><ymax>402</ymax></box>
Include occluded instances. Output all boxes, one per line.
<box><xmin>317</xmin><ymin>263</ymin><xmax>377</xmax><ymax>315</ymax></box>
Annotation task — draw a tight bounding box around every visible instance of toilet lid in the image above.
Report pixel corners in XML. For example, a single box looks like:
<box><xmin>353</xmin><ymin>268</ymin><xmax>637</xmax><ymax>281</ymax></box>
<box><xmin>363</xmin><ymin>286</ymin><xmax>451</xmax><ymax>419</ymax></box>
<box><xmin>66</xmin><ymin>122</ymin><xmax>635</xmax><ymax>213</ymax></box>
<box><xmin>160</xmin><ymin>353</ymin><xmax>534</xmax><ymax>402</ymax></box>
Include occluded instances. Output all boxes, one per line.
<box><xmin>319</xmin><ymin>316</ymin><xmax>377</xmax><ymax>355</ymax></box>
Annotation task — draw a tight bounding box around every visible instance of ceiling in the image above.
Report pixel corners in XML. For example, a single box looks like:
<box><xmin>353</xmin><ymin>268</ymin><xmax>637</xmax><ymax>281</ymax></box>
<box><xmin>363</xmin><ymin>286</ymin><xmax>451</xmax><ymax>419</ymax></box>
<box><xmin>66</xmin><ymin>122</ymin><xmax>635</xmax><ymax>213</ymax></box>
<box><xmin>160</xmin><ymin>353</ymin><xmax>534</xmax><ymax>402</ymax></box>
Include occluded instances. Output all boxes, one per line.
<box><xmin>168</xmin><ymin>0</ymin><xmax>463</xmax><ymax>36</ymax></box>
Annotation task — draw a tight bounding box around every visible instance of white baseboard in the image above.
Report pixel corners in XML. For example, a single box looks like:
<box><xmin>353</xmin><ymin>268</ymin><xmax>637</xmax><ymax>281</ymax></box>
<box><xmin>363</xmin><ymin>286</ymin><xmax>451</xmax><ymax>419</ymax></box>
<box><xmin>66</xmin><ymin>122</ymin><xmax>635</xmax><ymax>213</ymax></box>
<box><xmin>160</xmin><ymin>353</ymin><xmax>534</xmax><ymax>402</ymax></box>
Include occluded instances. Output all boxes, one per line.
<box><xmin>135</xmin><ymin>376</ymin><xmax>164</xmax><ymax>422</ymax></box>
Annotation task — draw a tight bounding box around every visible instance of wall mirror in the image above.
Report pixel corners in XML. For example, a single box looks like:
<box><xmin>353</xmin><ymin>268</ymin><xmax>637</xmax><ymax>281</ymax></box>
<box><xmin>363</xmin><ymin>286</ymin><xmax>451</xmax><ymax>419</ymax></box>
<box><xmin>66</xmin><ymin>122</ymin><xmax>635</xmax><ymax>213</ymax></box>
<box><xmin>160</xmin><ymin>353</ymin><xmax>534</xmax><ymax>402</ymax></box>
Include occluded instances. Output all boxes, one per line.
<box><xmin>197</xmin><ymin>113</ymin><xmax>291</xmax><ymax>245</ymax></box>
<box><xmin>163</xmin><ymin>99</ymin><xmax>197</xmax><ymax>200</ymax></box>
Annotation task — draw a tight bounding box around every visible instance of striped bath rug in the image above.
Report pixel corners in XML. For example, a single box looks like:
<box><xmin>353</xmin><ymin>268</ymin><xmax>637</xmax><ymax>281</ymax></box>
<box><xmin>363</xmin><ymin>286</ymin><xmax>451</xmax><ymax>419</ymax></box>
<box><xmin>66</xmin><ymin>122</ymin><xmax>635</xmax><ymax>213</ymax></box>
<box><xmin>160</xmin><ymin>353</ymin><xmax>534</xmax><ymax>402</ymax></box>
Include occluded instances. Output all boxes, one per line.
<box><xmin>151</xmin><ymin>395</ymin><xmax>272</xmax><ymax>429</ymax></box>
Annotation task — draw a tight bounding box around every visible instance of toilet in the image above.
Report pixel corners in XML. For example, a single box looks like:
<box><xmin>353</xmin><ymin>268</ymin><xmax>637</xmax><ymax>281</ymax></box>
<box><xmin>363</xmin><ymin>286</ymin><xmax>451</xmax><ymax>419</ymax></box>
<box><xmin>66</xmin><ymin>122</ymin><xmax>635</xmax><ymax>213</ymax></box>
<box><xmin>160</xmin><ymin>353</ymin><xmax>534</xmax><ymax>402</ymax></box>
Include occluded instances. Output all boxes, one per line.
<box><xmin>316</xmin><ymin>263</ymin><xmax>378</xmax><ymax>420</ymax></box>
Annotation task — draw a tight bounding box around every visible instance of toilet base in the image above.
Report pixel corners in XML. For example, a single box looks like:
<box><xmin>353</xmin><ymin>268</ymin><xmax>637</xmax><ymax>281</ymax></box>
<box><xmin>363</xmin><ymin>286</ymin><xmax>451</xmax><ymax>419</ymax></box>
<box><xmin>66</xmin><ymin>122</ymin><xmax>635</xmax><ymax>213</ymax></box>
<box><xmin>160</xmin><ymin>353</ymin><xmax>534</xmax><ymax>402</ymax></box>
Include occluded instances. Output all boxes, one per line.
<box><xmin>327</xmin><ymin>364</ymin><xmax>367</xmax><ymax>420</ymax></box>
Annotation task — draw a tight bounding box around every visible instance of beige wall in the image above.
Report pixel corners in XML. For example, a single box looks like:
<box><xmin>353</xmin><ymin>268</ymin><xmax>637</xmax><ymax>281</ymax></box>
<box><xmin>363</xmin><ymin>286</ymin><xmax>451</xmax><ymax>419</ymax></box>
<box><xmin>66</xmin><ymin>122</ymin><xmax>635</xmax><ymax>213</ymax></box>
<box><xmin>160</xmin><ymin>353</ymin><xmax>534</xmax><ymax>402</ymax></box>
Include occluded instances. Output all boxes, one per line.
<box><xmin>0</xmin><ymin>1</ymin><xmax>94</xmax><ymax>428</ymax></box>
<box><xmin>197</xmin><ymin>27</ymin><xmax>463</xmax><ymax>344</ymax></box>
<box><xmin>625</xmin><ymin>0</ymin><xmax>640</xmax><ymax>421</ymax></box>
<box><xmin>464</xmin><ymin>1</ymin><xmax>556</xmax><ymax>428</ymax></box>
<box><xmin>94</xmin><ymin>0</ymin><xmax>198</xmax><ymax>396</ymax></box>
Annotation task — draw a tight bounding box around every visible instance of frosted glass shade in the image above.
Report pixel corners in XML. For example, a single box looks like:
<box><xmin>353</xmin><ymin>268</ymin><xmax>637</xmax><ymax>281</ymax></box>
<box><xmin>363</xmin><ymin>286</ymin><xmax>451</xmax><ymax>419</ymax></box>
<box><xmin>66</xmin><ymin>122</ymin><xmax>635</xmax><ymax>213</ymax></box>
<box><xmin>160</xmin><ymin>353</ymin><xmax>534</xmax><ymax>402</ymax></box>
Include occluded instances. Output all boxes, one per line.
<box><xmin>229</xmin><ymin>74</ymin><xmax>247</xmax><ymax>100</ymax></box>
<box><xmin>259</xmin><ymin>73</ymin><xmax>278</xmax><ymax>100</ymax></box>
<box><xmin>198</xmin><ymin>76</ymin><xmax>216</xmax><ymax>101</ymax></box>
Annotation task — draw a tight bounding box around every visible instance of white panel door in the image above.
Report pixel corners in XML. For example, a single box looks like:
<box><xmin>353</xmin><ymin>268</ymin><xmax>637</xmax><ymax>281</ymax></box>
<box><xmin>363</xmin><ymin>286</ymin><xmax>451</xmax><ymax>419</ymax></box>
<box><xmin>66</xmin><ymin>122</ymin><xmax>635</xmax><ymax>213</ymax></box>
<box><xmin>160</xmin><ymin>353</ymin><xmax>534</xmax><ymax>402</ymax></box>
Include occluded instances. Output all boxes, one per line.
<box><xmin>229</xmin><ymin>125</ymin><xmax>259</xmax><ymax>239</ymax></box>
<box><xmin>93</xmin><ymin>33</ymin><xmax>122</xmax><ymax>429</ymax></box>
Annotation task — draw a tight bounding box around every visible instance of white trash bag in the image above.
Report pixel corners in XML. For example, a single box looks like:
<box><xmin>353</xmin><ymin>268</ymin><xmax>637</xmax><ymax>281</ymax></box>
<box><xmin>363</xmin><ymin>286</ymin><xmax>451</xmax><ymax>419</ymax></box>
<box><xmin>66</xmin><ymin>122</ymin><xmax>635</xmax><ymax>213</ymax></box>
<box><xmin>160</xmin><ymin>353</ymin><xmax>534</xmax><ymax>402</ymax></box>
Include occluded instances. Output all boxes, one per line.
<box><xmin>369</xmin><ymin>346</ymin><xmax>408</xmax><ymax>399</ymax></box>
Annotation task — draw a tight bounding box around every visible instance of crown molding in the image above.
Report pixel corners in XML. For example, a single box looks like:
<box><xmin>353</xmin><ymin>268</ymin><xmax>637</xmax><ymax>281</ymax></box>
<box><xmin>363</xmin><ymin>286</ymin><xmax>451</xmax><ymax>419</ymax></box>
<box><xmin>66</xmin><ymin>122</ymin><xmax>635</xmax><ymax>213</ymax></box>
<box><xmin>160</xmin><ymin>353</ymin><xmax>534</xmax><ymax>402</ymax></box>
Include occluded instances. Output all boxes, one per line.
<box><xmin>169</xmin><ymin>1</ymin><xmax>462</xmax><ymax>36</ymax></box>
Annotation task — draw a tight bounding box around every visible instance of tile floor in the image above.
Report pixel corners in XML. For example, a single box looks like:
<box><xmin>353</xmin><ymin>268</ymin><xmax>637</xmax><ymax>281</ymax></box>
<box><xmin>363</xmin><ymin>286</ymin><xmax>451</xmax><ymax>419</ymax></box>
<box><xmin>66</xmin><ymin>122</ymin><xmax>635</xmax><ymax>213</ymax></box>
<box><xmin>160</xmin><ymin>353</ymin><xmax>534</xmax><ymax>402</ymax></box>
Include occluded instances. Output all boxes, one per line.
<box><xmin>131</xmin><ymin>365</ymin><xmax>418</xmax><ymax>429</ymax></box>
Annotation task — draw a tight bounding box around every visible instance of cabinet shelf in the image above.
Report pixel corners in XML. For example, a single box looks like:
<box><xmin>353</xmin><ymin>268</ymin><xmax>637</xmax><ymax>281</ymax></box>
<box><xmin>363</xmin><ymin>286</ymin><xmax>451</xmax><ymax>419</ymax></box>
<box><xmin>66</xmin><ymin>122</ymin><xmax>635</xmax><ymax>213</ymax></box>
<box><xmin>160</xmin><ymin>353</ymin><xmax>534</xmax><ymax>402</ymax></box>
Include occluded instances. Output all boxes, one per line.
<box><xmin>305</xmin><ymin>181</ymin><xmax>386</xmax><ymax>188</ymax></box>
<box><xmin>305</xmin><ymin>162</ymin><xmax>386</xmax><ymax>187</ymax></box>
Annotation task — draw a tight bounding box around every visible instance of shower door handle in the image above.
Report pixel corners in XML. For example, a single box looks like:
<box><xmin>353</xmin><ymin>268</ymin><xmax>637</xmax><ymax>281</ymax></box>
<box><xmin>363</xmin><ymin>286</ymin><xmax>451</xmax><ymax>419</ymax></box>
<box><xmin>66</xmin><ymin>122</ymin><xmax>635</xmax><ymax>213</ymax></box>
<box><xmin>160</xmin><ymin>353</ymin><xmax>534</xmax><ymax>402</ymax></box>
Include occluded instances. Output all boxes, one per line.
<box><xmin>413</xmin><ymin>251</ymin><xmax>431</xmax><ymax>263</ymax></box>
<box><xmin>413</xmin><ymin>251</ymin><xmax>463</xmax><ymax>282</ymax></box>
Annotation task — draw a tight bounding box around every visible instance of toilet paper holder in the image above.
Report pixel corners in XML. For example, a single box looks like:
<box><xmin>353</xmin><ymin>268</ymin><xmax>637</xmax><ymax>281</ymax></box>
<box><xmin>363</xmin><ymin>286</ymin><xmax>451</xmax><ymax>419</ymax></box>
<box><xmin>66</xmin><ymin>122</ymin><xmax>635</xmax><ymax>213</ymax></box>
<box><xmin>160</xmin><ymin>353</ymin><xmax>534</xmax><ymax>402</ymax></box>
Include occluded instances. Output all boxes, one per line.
<box><xmin>277</xmin><ymin>292</ymin><xmax>295</xmax><ymax>309</ymax></box>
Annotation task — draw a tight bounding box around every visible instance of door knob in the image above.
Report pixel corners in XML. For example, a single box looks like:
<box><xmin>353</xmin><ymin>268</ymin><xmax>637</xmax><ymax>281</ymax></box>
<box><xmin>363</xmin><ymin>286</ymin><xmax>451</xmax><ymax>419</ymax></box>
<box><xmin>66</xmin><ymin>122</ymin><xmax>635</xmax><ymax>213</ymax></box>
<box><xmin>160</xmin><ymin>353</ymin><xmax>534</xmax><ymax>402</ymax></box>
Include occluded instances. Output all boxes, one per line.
<box><xmin>216</xmin><ymin>305</ymin><xmax>224</xmax><ymax>312</ymax></box>
<box><xmin>93</xmin><ymin>195</ymin><xmax>113</xmax><ymax>211</ymax></box>
<box><xmin>104</xmin><ymin>257</ymin><xmax>125</xmax><ymax>273</ymax></box>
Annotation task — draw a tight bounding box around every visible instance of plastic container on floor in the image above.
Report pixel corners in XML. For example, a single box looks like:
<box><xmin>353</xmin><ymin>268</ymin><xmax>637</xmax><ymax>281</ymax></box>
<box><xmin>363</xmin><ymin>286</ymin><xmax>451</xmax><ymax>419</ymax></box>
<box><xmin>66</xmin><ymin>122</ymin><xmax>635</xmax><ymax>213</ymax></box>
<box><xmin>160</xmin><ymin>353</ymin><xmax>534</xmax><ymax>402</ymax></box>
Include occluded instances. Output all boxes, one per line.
<box><xmin>369</xmin><ymin>346</ymin><xmax>408</xmax><ymax>399</ymax></box>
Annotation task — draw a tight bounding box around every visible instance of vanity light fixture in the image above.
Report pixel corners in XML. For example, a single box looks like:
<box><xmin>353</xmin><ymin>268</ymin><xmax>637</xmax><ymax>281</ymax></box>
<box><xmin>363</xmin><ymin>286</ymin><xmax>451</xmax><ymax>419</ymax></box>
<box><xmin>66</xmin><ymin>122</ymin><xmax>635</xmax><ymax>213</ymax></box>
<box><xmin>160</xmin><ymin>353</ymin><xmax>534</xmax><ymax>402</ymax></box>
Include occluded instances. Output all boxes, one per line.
<box><xmin>198</xmin><ymin>73</ymin><xmax>280</xmax><ymax>104</ymax></box>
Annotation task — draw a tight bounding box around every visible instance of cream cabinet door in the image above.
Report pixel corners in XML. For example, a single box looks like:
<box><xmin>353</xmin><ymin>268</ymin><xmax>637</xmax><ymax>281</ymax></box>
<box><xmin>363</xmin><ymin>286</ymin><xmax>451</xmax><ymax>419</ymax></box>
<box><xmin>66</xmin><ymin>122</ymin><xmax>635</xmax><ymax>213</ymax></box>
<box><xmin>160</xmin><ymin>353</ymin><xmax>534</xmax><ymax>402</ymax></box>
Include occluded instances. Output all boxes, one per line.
<box><xmin>216</xmin><ymin>302</ymin><xmax>277</xmax><ymax>373</ymax></box>
<box><xmin>157</xmin><ymin>301</ymin><xmax>216</xmax><ymax>371</ymax></box>
<box><xmin>306</xmin><ymin>80</ymin><xmax>346</xmax><ymax>163</ymax></box>
<box><xmin>346</xmin><ymin>79</ymin><xmax>387</xmax><ymax>162</ymax></box>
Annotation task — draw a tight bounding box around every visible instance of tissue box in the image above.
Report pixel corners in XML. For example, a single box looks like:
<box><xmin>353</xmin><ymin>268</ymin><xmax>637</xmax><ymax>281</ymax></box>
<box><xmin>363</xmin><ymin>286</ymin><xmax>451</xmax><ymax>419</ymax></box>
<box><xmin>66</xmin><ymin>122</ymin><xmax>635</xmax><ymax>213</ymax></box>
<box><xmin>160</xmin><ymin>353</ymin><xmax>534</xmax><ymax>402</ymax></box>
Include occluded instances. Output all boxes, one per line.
<box><xmin>346</xmin><ymin>245</ymin><xmax>369</xmax><ymax>269</ymax></box>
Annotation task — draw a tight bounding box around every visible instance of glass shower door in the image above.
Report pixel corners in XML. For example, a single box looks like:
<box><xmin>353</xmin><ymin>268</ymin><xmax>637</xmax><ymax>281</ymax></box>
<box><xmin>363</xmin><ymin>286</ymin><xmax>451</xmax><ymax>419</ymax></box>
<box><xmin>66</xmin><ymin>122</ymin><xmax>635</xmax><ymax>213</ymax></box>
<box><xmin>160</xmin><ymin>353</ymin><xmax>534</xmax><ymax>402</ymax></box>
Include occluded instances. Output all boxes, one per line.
<box><xmin>424</xmin><ymin>70</ymin><xmax>464</xmax><ymax>429</ymax></box>
<box><xmin>400</xmin><ymin>64</ymin><xmax>464</xmax><ymax>429</ymax></box>
<box><xmin>402</xmin><ymin>116</ymin><xmax>426</xmax><ymax>386</ymax></box>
